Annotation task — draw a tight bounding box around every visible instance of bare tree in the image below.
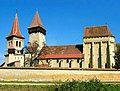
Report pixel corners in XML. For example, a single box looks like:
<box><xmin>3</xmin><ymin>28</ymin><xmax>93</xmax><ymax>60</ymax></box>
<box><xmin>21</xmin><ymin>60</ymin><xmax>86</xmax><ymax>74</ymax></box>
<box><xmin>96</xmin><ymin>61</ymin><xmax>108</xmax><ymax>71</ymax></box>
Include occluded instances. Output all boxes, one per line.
<box><xmin>26</xmin><ymin>41</ymin><xmax>39</xmax><ymax>67</ymax></box>
<box><xmin>38</xmin><ymin>42</ymin><xmax>52</xmax><ymax>67</ymax></box>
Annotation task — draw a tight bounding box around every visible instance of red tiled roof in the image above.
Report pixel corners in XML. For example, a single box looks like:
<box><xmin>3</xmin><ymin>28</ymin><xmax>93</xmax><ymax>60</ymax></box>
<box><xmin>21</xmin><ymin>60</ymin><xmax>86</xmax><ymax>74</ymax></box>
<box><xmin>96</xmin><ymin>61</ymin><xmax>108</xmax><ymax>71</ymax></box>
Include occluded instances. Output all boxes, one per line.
<box><xmin>6</xmin><ymin>13</ymin><xmax>24</xmax><ymax>39</ymax></box>
<box><xmin>84</xmin><ymin>26</ymin><xmax>113</xmax><ymax>38</ymax></box>
<box><xmin>38</xmin><ymin>45</ymin><xmax>83</xmax><ymax>59</ymax></box>
<box><xmin>29</xmin><ymin>11</ymin><xmax>44</xmax><ymax>28</ymax></box>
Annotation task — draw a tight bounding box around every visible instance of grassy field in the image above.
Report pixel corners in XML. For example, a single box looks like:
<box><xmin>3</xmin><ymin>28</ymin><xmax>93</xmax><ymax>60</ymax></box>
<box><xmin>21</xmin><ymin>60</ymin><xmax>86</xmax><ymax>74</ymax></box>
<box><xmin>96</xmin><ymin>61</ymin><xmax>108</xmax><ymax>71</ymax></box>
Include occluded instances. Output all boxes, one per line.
<box><xmin>0</xmin><ymin>85</ymin><xmax>56</xmax><ymax>91</ymax></box>
<box><xmin>0</xmin><ymin>80</ymin><xmax>120</xmax><ymax>91</ymax></box>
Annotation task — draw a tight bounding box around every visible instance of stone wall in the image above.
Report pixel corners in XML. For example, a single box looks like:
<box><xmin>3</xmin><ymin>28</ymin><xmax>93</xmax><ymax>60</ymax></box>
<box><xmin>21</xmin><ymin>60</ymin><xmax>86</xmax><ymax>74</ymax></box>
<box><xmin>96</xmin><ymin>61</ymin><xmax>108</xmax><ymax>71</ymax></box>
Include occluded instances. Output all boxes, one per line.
<box><xmin>0</xmin><ymin>68</ymin><xmax>120</xmax><ymax>82</ymax></box>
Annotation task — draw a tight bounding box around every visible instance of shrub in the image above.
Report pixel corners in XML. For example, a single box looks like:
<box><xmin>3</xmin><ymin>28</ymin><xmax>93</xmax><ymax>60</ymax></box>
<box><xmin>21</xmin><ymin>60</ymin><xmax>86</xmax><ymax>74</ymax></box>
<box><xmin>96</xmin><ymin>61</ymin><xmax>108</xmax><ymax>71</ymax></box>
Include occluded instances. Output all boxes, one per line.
<box><xmin>57</xmin><ymin>79</ymin><xmax>120</xmax><ymax>91</ymax></box>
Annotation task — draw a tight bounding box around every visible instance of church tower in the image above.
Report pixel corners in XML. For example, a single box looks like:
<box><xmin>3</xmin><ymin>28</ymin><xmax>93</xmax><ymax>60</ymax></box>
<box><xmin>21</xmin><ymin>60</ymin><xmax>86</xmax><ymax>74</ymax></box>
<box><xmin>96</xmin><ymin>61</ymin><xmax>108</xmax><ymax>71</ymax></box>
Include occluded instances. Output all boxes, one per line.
<box><xmin>83</xmin><ymin>26</ymin><xmax>115</xmax><ymax>69</ymax></box>
<box><xmin>4</xmin><ymin>13</ymin><xmax>24</xmax><ymax>67</ymax></box>
<box><xmin>28</xmin><ymin>11</ymin><xmax>46</xmax><ymax>50</ymax></box>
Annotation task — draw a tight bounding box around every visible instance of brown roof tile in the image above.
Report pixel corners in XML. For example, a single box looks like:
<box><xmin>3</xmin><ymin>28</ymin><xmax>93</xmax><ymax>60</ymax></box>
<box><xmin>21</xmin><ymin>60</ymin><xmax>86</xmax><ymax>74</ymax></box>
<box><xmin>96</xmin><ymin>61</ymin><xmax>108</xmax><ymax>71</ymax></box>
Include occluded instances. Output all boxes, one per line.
<box><xmin>84</xmin><ymin>26</ymin><xmax>114</xmax><ymax>38</ymax></box>
<box><xmin>6</xmin><ymin>13</ymin><xmax>24</xmax><ymax>39</ymax></box>
<box><xmin>29</xmin><ymin>11</ymin><xmax>44</xmax><ymax>28</ymax></box>
<box><xmin>38</xmin><ymin>45</ymin><xmax>83</xmax><ymax>59</ymax></box>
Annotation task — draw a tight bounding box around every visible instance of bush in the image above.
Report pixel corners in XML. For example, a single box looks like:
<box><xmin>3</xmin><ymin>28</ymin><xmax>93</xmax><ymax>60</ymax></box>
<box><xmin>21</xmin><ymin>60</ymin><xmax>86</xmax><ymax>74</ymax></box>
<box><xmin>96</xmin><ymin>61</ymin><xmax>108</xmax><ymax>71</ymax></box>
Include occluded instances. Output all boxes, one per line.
<box><xmin>57</xmin><ymin>79</ymin><xmax>120</xmax><ymax>91</ymax></box>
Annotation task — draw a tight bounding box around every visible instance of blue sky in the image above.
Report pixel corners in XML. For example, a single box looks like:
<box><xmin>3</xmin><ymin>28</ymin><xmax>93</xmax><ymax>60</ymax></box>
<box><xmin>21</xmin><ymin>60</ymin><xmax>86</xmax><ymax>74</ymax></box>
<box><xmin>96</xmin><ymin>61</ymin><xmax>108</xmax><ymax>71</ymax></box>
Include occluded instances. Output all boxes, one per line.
<box><xmin>0</xmin><ymin>0</ymin><xmax>120</xmax><ymax>63</ymax></box>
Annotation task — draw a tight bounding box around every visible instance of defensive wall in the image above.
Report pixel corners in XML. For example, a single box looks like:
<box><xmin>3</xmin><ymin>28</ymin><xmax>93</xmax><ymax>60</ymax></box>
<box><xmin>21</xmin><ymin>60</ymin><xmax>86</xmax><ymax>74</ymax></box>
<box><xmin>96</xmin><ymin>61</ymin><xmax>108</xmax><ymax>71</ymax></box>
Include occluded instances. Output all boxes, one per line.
<box><xmin>0</xmin><ymin>68</ymin><xmax>120</xmax><ymax>82</ymax></box>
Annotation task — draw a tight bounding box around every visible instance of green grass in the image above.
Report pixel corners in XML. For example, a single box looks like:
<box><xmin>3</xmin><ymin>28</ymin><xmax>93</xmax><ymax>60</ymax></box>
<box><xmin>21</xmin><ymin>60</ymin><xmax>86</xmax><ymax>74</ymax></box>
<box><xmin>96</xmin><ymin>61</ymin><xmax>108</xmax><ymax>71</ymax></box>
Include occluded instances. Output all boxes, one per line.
<box><xmin>0</xmin><ymin>85</ymin><xmax>56</xmax><ymax>91</ymax></box>
<box><xmin>0</xmin><ymin>79</ymin><xmax>120</xmax><ymax>91</ymax></box>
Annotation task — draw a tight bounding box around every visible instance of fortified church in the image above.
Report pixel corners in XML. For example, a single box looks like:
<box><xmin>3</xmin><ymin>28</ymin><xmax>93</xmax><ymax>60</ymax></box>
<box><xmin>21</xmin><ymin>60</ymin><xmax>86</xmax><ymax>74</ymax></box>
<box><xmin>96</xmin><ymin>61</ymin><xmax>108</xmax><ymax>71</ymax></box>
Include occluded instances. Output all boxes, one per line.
<box><xmin>4</xmin><ymin>11</ymin><xmax>116</xmax><ymax>69</ymax></box>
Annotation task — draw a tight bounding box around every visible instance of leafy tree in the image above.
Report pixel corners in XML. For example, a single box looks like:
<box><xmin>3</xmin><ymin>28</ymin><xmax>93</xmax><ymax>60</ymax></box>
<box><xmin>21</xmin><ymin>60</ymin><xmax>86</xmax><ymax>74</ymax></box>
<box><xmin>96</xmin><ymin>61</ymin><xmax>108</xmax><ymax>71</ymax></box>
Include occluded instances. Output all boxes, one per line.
<box><xmin>116</xmin><ymin>43</ymin><xmax>120</xmax><ymax>50</ymax></box>
<box><xmin>114</xmin><ymin>43</ymin><xmax>120</xmax><ymax>69</ymax></box>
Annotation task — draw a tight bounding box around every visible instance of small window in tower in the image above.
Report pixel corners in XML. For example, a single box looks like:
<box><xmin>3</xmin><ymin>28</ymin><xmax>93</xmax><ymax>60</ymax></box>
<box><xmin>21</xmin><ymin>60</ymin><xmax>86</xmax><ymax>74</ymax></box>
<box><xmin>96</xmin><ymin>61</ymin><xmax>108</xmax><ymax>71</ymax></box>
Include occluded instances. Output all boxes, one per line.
<box><xmin>16</xmin><ymin>41</ymin><xmax>18</xmax><ymax>47</ymax></box>
<box><xmin>19</xmin><ymin>42</ymin><xmax>21</xmax><ymax>47</ymax></box>
<box><xmin>9</xmin><ymin>42</ymin><xmax>10</xmax><ymax>46</ymax></box>
<box><xmin>11</xmin><ymin>41</ymin><xmax>13</xmax><ymax>44</ymax></box>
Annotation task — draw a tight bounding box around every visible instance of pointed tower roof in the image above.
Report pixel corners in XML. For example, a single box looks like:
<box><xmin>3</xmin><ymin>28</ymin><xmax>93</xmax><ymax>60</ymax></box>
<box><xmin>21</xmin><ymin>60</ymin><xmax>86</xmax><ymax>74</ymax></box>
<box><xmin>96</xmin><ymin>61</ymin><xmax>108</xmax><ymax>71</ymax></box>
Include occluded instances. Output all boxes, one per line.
<box><xmin>6</xmin><ymin>13</ymin><xmax>24</xmax><ymax>39</ymax></box>
<box><xmin>29</xmin><ymin>11</ymin><xmax>44</xmax><ymax>28</ymax></box>
<box><xmin>28</xmin><ymin>11</ymin><xmax>46</xmax><ymax>35</ymax></box>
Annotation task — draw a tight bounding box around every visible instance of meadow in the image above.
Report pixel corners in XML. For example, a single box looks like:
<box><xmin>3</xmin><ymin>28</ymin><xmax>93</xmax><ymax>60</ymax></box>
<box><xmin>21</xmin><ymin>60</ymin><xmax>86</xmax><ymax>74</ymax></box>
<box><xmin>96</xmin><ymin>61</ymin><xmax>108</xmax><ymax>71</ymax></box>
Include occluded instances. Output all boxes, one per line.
<box><xmin>0</xmin><ymin>79</ymin><xmax>120</xmax><ymax>91</ymax></box>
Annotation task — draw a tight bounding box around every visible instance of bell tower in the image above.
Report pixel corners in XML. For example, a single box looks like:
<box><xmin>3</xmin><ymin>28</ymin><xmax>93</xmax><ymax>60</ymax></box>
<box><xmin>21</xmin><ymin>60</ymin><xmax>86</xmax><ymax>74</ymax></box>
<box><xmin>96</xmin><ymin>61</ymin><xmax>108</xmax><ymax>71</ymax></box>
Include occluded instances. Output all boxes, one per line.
<box><xmin>28</xmin><ymin>11</ymin><xmax>46</xmax><ymax>50</ymax></box>
<box><xmin>4</xmin><ymin>13</ymin><xmax>24</xmax><ymax>67</ymax></box>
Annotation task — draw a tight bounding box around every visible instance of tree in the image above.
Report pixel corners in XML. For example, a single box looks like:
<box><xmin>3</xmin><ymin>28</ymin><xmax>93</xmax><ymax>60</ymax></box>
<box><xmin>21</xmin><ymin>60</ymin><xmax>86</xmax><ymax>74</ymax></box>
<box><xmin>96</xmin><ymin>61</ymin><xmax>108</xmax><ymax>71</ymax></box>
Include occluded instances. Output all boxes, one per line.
<box><xmin>20</xmin><ymin>46</ymin><xmax>28</xmax><ymax>67</ymax></box>
<box><xmin>114</xmin><ymin>43</ymin><xmax>120</xmax><ymax>69</ymax></box>
<box><xmin>26</xmin><ymin>41</ymin><xmax>39</xmax><ymax>67</ymax></box>
<box><xmin>38</xmin><ymin>43</ymin><xmax>52</xmax><ymax>67</ymax></box>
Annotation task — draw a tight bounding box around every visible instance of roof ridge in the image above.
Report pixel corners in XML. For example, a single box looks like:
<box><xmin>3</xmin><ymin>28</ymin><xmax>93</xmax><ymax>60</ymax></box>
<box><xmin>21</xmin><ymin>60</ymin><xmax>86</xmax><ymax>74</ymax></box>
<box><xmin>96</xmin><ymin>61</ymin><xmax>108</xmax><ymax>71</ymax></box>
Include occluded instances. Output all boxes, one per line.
<box><xmin>47</xmin><ymin>45</ymin><xmax>76</xmax><ymax>47</ymax></box>
<box><xmin>85</xmin><ymin>25</ymin><xmax>107</xmax><ymax>29</ymax></box>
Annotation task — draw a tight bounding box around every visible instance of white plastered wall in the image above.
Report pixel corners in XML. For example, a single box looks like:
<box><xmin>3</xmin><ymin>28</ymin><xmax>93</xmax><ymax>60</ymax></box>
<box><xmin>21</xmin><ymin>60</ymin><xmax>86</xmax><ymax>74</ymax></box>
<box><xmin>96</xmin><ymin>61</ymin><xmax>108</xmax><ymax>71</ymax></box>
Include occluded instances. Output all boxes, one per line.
<box><xmin>83</xmin><ymin>36</ymin><xmax>115</xmax><ymax>69</ymax></box>
<box><xmin>5</xmin><ymin>37</ymin><xmax>24</xmax><ymax>67</ymax></box>
<box><xmin>29</xmin><ymin>32</ymin><xmax>45</xmax><ymax>50</ymax></box>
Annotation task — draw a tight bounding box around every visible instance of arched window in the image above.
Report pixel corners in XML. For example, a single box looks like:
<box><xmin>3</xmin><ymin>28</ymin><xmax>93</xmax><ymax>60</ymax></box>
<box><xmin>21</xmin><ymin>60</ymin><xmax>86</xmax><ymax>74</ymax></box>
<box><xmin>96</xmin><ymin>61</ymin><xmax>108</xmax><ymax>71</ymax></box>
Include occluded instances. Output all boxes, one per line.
<box><xmin>80</xmin><ymin>61</ymin><xmax>82</xmax><ymax>68</ymax></box>
<box><xmin>57</xmin><ymin>59</ymin><xmax>59</xmax><ymax>63</ymax></box>
<box><xmin>67</xmin><ymin>59</ymin><xmax>69</xmax><ymax>63</ymax></box>
<box><xmin>11</xmin><ymin>41</ymin><xmax>13</xmax><ymax>45</ymax></box>
<box><xmin>19</xmin><ymin>42</ymin><xmax>21</xmax><ymax>47</ymax></box>
<box><xmin>59</xmin><ymin>61</ymin><xmax>61</xmax><ymax>67</ymax></box>
<box><xmin>16</xmin><ymin>41</ymin><xmax>18</xmax><ymax>47</ymax></box>
<box><xmin>105</xmin><ymin>63</ymin><xmax>107</xmax><ymax>68</ymax></box>
<box><xmin>9</xmin><ymin>42</ymin><xmax>10</xmax><ymax>46</ymax></box>
<box><xmin>69</xmin><ymin>60</ymin><xmax>73</xmax><ymax>68</ymax></box>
